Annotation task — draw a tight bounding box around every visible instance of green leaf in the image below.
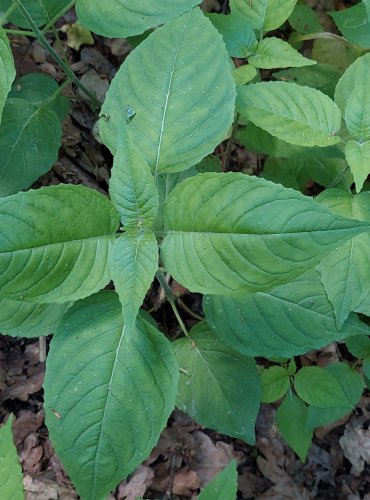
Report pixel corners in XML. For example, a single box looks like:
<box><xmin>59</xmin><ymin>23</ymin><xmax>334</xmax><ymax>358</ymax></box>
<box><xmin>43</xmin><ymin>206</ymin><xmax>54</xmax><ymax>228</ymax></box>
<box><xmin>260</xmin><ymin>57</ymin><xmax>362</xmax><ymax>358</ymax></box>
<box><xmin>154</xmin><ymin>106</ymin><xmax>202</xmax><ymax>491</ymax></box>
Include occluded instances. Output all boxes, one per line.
<box><xmin>289</xmin><ymin>4</ymin><xmax>323</xmax><ymax>35</ymax></box>
<box><xmin>249</xmin><ymin>37</ymin><xmax>315</xmax><ymax>69</ymax></box>
<box><xmin>203</xmin><ymin>270</ymin><xmax>370</xmax><ymax>358</ymax></box>
<box><xmin>0</xmin><ymin>185</ymin><xmax>119</xmax><ymax>303</ymax></box>
<box><xmin>0</xmin><ymin>26</ymin><xmax>15</xmax><ymax>122</ymax></box>
<box><xmin>76</xmin><ymin>0</ymin><xmax>201</xmax><ymax>38</ymax></box>
<box><xmin>161</xmin><ymin>172</ymin><xmax>370</xmax><ymax>296</ymax></box>
<box><xmin>330</xmin><ymin>4</ymin><xmax>370</xmax><ymax>48</ymax></box>
<box><xmin>316</xmin><ymin>190</ymin><xmax>370</xmax><ymax>327</ymax></box>
<box><xmin>230</xmin><ymin>0</ymin><xmax>298</xmax><ymax>32</ymax></box>
<box><xmin>174</xmin><ymin>321</ymin><xmax>260</xmax><ymax>444</ymax></box>
<box><xmin>110</xmin><ymin>232</ymin><xmax>158</xmax><ymax>329</ymax></box>
<box><xmin>363</xmin><ymin>358</ymin><xmax>370</xmax><ymax>380</ymax></box>
<box><xmin>276</xmin><ymin>392</ymin><xmax>312</xmax><ymax>461</ymax></box>
<box><xmin>233</xmin><ymin>64</ymin><xmax>258</xmax><ymax>86</ymax></box>
<box><xmin>345</xmin><ymin>335</ymin><xmax>370</xmax><ymax>359</ymax></box>
<box><xmin>294</xmin><ymin>366</ymin><xmax>350</xmax><ymax>408</ymax></box>
<box><xmin>100</xmin><ymin>9</ymin><xmax>236</xmax><ymax>174</ymax></box>
<box><xmin>9</xmin><ymin>73</ymin><xmax>70</xmax><ymax>122</ymax></box>
<box><xmin>307</xmin><ymin>363</ymin><xmax>364</xmax><ymax>429</ymax></box>
<box><xmin>44</xmin><ymin>292</ymin><xmax>178</xmax><ymax>500</ymax></box>
<box><xmin>0</xmin><ymin>98</ymin><xmax>62</xmax><ymax>197</ymax></box>
<box><xmin>207</xmin><ymin>13</ymin><xmax>256</xmax><ymax>58</ymax></box>
<box><xmin>198</xmin><ymin>460</ymin><xmax>238</xmax><ymax>500</ymax></box>
<box><xmin>0</xmin><ymin>416</ymin><xmax>24</xmax><ymax>500</ymax></box>
<box><xmin>346</xmin><ymin>140</ymin><xmax>370</xmax><ymax>193</ymax></box>
<box><xmin>109</xmin><ymin>134</ymin><xmax>158</xmax><ymax>227</ymax></box>
<box><xmin>0</xmin><ymin>299</ymin><xmax>71</xmax><ymax>337</ymax></box>
<box><xmin>311</xmin><ymin>38</ymin><xmax>358</xmax><ymax>73</ymax></box>
<box><xmin>237</xmin><ymin>82</ymin><xmax>342</xmax><ymax>147</ymax></box>
<box><xmin>0</xmin><ymin>0</ymin><xmax>72</xmax><ymax>28</ymax></box>
<box><xmin>261</xmin><ymin>366</ymin><xmax>290</xmax><ymax>403</ymax></box>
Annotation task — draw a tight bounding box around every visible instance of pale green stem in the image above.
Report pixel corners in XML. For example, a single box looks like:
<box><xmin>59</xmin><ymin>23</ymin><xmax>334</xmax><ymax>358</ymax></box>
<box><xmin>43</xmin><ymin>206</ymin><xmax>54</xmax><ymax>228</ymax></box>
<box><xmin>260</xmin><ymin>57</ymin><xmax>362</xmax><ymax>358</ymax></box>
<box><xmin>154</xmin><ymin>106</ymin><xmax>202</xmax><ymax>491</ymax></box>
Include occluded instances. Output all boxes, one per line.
<box><xmin>4</xmin><ymin>28</ymin><xmax>35</xmax><ymax>36</ymax></box>
<box><xmin>42</xmin><ymin>0</ymin><xmax>76</xmax><ymax>34</ymax></box>
<box><xmin>0</xmin><ymin>3</ymin><xmax>17</xmax><ymax>25</ymax></box>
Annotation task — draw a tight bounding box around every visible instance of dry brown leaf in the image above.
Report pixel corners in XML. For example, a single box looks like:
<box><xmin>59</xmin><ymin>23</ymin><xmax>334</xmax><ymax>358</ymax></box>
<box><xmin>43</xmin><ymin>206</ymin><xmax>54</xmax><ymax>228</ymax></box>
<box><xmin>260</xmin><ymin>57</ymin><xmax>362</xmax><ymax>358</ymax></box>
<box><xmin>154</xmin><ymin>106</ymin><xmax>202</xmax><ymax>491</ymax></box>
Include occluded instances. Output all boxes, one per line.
<box><xmin>339</xmin><ymin>416</ymin><xmax>370</xmax><ymax>476</ymax></box>
<box><xmin>117</xmin><ymin>465</ymin><xmax>154</xmax><ymax>500</ymax></box>
<box><xmin>257</xmin><ymin>457</ymin><xmax>310</xmax><ymax>499</ymax></box>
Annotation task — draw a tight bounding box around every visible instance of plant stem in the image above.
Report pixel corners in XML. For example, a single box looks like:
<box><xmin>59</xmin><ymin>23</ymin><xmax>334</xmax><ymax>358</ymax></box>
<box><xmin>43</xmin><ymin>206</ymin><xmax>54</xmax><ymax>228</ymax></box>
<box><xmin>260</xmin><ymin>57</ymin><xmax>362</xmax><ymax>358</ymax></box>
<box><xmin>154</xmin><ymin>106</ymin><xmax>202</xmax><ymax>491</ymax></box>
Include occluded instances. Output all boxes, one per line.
<box><xmin>222</xmin><ymin>112</ymin><xmax>240</xmax><ymax>172</ymax></box>
<box><xmin>44</xmin><ymin>78</ymin><xmax>71</xmax><ymax>106</ymax></box>
<box><xmin>4</xmin><ymin>28</ymin><xmax>35</xmax><ymax>36</ymax></box>
<box><xmin>0</xmin><ymin>3</ymin><xmax>17</xmax><ymax>25</ymax></box>
<box><xmin>42</xmin><ymin>0</ymin><xmax>76</xmax><ymax>34</ymax></box>
<box><xmin>177</xmin><ymin>297</ymin><xmax>204</xmax><ymax>321</ymax></box>
<box><xmin>155</xmin><ymin>271</ymin><xmax>192</xmax><ymax>341</ymax></box>
<box><xmin>13</xmin><ymin>0</ymin><xmax>100</xmax><ymax>109</ymax></box>
<box><xmin>327</xmin><ymin>164</ymin><xmax>351</xmax><ymax>189</ymax></box>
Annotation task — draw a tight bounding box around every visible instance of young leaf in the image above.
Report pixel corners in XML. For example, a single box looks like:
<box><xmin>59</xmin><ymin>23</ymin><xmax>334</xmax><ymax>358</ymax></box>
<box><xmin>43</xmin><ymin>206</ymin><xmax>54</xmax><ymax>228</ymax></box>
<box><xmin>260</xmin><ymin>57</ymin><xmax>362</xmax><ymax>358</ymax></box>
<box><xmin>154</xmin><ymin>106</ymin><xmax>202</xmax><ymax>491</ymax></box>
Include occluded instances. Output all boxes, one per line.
<box><xmin>345</xmin><ymin>139</ymin><xmax>370</xmax><ymax>193</ymax></box>
<box><xmin>276</xmin><ymin>392</ymin><xmax>312</xmax><ymax>461</ymax></box>
<box><xmin>0</xmin><ymin>185</ymin><xmax>119</xmax><ymax>303</ymax></box>
<box><xmin>330</xmin><ymin>4</ymin><xmax>370</xmax><ymax>48</ymax></box>
<box><xmin>316</xmin><ymin>190</ymin><xmax>370</xmax><ymax>327</ymax></box>
<box><xmin>0</xmin><ymin>27</ymin><xmax>15</xmax><ymax>122</ymax></box>
<box><xmin>0</xmin><ymin>98</ymin><xmax>62</xmax><ymax>197</ymax></box>
<box><xmin>203</xmin><ymin>270</ymin><xmax>370</xmax><ymax>358</ymax></box>
<box><xmin>207</xmin><ymin>12</ymin><xmax>256</xmax><ymax>58</ymax></box>
<box><xmin>248</xmin><ymin>37</ymin><xmax>315</xmax><ymax>69</ymax></box>
<box><xmin>198</xmin><ymin>460</ymin><xmax>238</xmax><ymax>500</ymax></box>
<box><xmin>233</xmin><ymin>64</ymin><xmax>258</xmax><ymax>86</ymax></box>
<box><xmin>174</xmin><ymin>321</ymin><xmax>260</xmax><ymax>444</ymax></box>
<box><xmin>9</xmin><ymin>73</ymin><xmax>70</xmax><ymax>122</ymax></box>
<box><xmin>0</xmin><ymin>0</ymin><xmax>72</xmax><ymax>28</ymax></box>
<box><xmin>0</xmin><ymin>299</ymin><xmax>71</xmax><ymax>337</ymax></box>
<box><xmin>261</xmin><ymin>366</ymin><xmax>290</xmax><ymax>403</ymax></box>
<box><xmin>237</xmin><ymin>82</ymin><xmax>342</xmax><ymax>147</ymax></box>
<box><xmin>293</xmin><ymin>366</ymin><xmax>350</xmax><ymax>408</ymax></box>
<box><xmin>100</xmin><ymin>9</ymin><xmax>235</xmax><ymax>174</ymax></box>
<box><xmin>0</xmin><ymin>416</ymin><xmax>24</xmax><ymax>500</ymax></box>
<box><xmin>161</xmin><ymin>172</ymin><xmax>370</xmax><ymax>296</ymax></box>
<box><xmin>230</xmin><ymin>0</ymin><xmax>298</xmax><ymax>32</ymax></box>
<box><xmin>44</xmin><ymin>292</ymin><xmax>178</xmax><ymax>500</ymax></box>
<box><xmin>76</xmin><ymin>0</ymin><xmax>201</xmax><ymax>38</ymax></box>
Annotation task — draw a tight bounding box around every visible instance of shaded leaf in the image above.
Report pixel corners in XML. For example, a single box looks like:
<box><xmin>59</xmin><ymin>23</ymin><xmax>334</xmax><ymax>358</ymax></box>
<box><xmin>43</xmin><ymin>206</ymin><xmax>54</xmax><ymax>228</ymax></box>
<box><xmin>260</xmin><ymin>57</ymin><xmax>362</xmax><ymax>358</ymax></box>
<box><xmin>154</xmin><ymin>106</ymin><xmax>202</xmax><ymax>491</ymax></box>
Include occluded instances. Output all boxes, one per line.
<box><xmin>0</xmin><ymin>26</ymin><xmax>15</xmax><ymax>122</ymax></box>
<box><xmin>0</xmin><ymin>0</ymin><xmax>72</xmax><ymax>28</ymax></box>
<box><xmin>207</xmin><ymin>12</ymin><xmax>256</xmax><ymax>58</ymax></box>
<box><xmin>233</xmin><ymin>64</ymin><xmax>257</xmax><ymax>86</ymax></box>
<box><xmin>199</xmin><ymin>460</ymin><xmax>238</xmax><ymax>500</ymax></box>
<box><xmin>346</xmin><ymin>140</ymin><xmax>370</xmax><ymax>194</ymax></box>
<box><xmin>330</xmin><ymin>4</ymin><xmax>370</xmax><ymax>48</ymax></box>
<box><xmin>0</xmin><ymin>416</ymin><xmax>24</xmax><ymax>500</ymax></box>
<box><xmin>289</xmin><ymin>4</ymin><xmax>323</xmax><ymax>35</ymax></box>
<box><xmin>261</xmin><ymin>366</ymin><xmax>290</xmax><ymax>403</ymax></box>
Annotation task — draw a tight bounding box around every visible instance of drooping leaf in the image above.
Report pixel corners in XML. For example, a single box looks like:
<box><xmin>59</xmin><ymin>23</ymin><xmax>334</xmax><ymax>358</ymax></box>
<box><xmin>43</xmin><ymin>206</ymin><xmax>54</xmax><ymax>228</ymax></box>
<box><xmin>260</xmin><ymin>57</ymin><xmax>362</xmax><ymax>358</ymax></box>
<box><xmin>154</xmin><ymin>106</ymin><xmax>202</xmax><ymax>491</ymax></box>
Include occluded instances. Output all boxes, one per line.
<box><xmin>0</xmin><ymin>0</ymin><xmax>72</xmax><ymax>28</ymax></box>
<box><xmin>0</xmin><ymin>98</ymin><xmax>61</xmax><ymax>197</ymax></box>
<box><xmin>276</xmin><ymin>392</ymin><xmax>312</xmax><ymax>461</ymax></box>
<box><xmin>289</xmin><ymin>4</ymin><xmax>323</xmax><ymax>34</ymax></box>
<box><xmin>0</xmin><ymin>26</ymin><xmax>15</xmax><ymax>122</ymax></box>
<box><xmin>198</xmin><ymin>460</ymin><xmax>238</xmax><ymax>500</ymax></box>
<box><xmin>0</xmin><ymin>185</ymin><xmax>119</xmax><ymax>303</ymax></box>
<box><xmin>207</xmin><ymin>12</ymin><xmax>256</xmax><ymax>58</ymax></box>
<box><xmin>330</xmin><ymin>4</ymin><xmax>370</xmax><ymax>48</ymax></box>
<box><xmin>174</xmin><ymin>321</ymin><xmax>260</xmax><ymax>444</ymax></box>
<box><xmin>0</xmin><ymin>299</ymin><xmax>71</xmax><ymax>337</ymax></box>
<box><xmin>248</xmin><ymin>37</ymin><xmax>315</xmax><ymax>69</ymax></box>
<box><xmin>100</xmin><ymin>9</ymin><xmax>235</xmax><ymax>174</ymax></box>
<box><xmin>9</xmin><ymin>73</ymin><xmax>70</xmax><ymax>122</ymax></box>
<box><xmin>76</xmin><ymin>0</ymin><xmax>201</xmax><ymax>37</ymax></box>
<box><xmin>203</xmin><ymin>270</ymin><xmax>370</xmax><ymax>358</ymax></box>
<box><xmin>345</xmin><ymin>140</ymin><xmax>370</xmax><ymax>193</ymax></box>
<box><xmin>161</xmin><ymin>172</ymin><xmax>370</xmax><ymax>296</ymax></box>
<box><xmin>44</xmin><ymin>292</ymin><xmax>178</xmax><ymax>500</ymax></box>
<box><xmin>293</xmin><ymin>366</ymin><xmax>350</xmax><ymax>408</ymax></box>
<box><xmin>230</xmin><ymin>0</ymin><xmax>298</xmax><ymax>32</ymax></box>
<box><xmin>0</xmin><ymin>416</ymin><xmax>24</xmax><ymax>500</ymax></box>
<box><xmin>260</xmin><ymin>366</ymin><xmax>290</xmax><ymax>403</ymax></box>
<box><xmin>236</xmin><ymin>82</ymin><xmax>342</xmax><ymax>147</ymax></box>
<box><xmin>316</xmin><ymin>189</ymin><xmax>370</xmax><ymax>327</ymax></box>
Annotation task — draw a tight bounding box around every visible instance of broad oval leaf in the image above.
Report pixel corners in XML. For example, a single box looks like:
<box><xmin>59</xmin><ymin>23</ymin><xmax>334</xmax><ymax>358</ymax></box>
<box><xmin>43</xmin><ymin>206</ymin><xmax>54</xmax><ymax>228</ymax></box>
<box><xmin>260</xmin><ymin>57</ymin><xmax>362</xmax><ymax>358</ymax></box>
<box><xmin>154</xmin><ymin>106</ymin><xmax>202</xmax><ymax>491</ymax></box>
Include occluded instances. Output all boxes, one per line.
<box><xmin>100</xmin><ymin>9</ymin><xmax>236</xmax><ymax>174</ymax></box>
<box><xmin>44</xmin><ymin>292</ymin><xmax>178</xmax><ymax>500</ymax></box>
<box><xmin>161</xmin><ymin>172</ymin><xmax>370</xmax><ymax>296</ymax></box>
<box><xmin>249</xmin><ymin>37</ymin><xmax>315</xmax><ymax>69</ymax></box>
<box><xmin>0</xmin><ymin>417</ymin><xmax>24</xmax><ymax>500</ymax></box>
<box><xmin>0</xmin><ymin>98</ymin><xmax>61</xmax><ymax>197</ymax></box>
<box><xmin>236</xmin><ymin>82</ymin><xmax>342</xmax><ymax>147</ymax></box>
<box><xmin>260</xmin><ymin>366</ymin><xmax>290</xmax><ymax>403</ymax></box>
<box><xmin>203</xmin><ymin>270</ymin><xmax>370</xmax><ymax>358</ymax></box>
<box><xmin>0</xmin><ymin>0</ymin><xmax>72</xmax><ymax>28</ymax></box>
<box><xmin>0</xmin><ymin>27</ymin><xmax>15</xmax><ymax>122</ymax></box>
<box><xmin>230</xmin><ymin>0</ymin><xmax>298</xmax><ymax>31</ymax></box>
<box><xmin>335</xmin><ymin>53</ymin><xmax>370</xmax><ymax>114</ymax></box>
<box><xmin>0</xmin><ymin>185</ymin><xmax>119</xmax><ymax>303</ymax></box>
<box><xmin>207</xmin><ymin>12</ymin><xmax>256</xmax><ymax>58</ymax></box>
<box><xmin>345</xmin><ymin>139</ymin><xmax>370</xmax><ymax>193</ymax></box>
<box><xmin>199</xmin><ymin>460</ymin><xmax>238</xmax><ymax>500</ymax></box>
<box><xmin>174</xmin><ymin>321</ymin><xmax>260</xmax><ymax>444</ymax></box>
<box><xmin>0</xmin><ymin>299</ymin><xmax>71</xmax><ymax>337</ymax></box>
<box><xmin>76</xmin><ymin>0</ymin><xmax>201</xmax><ymax>38</ymax></box>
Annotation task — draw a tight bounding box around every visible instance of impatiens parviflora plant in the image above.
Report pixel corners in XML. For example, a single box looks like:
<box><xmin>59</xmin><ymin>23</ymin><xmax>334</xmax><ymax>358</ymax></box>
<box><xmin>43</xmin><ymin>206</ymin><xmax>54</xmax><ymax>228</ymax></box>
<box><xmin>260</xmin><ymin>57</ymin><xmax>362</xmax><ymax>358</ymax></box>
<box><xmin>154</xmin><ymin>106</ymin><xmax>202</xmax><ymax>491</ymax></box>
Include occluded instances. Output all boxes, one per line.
<box><xmin>2</xmin><ymin>1</ymin><xmax>370</xmax><ymax>498</ymax></box>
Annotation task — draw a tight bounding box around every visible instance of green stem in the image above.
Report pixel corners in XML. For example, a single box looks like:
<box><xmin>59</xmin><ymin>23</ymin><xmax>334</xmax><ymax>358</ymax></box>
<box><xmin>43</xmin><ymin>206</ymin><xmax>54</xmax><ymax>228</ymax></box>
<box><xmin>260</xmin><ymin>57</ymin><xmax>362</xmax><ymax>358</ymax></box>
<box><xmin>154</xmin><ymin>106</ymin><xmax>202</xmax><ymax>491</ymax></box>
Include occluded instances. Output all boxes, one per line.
<box><xmin>44</xmin><ymin>78</ymin><xmax>71</xmax><ymax>106</ymax></box>
<box><xmin>0</xmin><ymin>3</ymin><xmax>17</xmax><ymax>25</ymax></box>
<box><xmin>222</xmin><ymin>112</ymin><xmax>240</xmax><ymax>172</ymax></box>
<box><xmin>42</xmin><ymin>0</ymin><xmax>76</xmax><ymax>34</ymax></box>
<box><xmin>327</xmin><ymin>164</ymin><xmax>351</xmax><ymax>189</ymax></box>
<box><xmin>13</xmin><ymin>0</ymin><xmax>100</xmax><ymax>109</ymax></box>
<box><xmin>4</xmin><ymin>28</ymin><xmax>35</xmax><ymax>36</ymax></box>
<box><xmin>155</xmin><ymin>271</ymin><xmax>192</xmax><ymax>341</ymax></box>
<box><xmin>291</xmin><ymin>31</ymin><xmax>363</xmax><ymax>51</ymax></box>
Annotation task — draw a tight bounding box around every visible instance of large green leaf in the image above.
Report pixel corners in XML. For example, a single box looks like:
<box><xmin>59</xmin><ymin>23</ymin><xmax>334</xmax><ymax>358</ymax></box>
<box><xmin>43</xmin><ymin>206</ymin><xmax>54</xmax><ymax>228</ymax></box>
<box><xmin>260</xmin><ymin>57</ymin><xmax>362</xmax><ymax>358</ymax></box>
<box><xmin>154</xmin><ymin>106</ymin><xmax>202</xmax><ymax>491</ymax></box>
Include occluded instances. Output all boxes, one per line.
<box><xmin>237</xmin><ymin>82</ymin><xmax>342</xmax><ymax>147</ymax></box>
<box><xmin>0</xmin><ymin>185</ymin><xmax>119</xmax><ymax>303</ymax></box>
<box><xmin>330</xmin><ymin>4</ymin><xmax>370</xmax><ymax>48</ymax></box>
<box><xmin>0</xmin><ymin>417</ymin><xmax>24</xmax><ymax>500</ymax></box>
<box><xmin>0</xmin><ymin>0</ymin><xmax>72</xmax><ymax>28</ymax></box>
<box><xmin>0</xmin><ymin>98</ymin><xmax>61</xmax><ymax>197</ymax></box>
<box><xmin>161</xmin><ymin>172</ymin><xmax>370</xmax><ymax>296</ymax></box>
<box><xmin>207</xmin><ymin>12</ymin><xmax>256</xmax><ymax>58</ymax></box>
<box><xmin>230</xmin><ymin>0</ymin><xmax>298</xmax><ymax>31</ymax></box>
<box><xmin>44</xmin><ymin>292</ymin><xmax>178</xmax><ymax>500</ymax></box>
<box><xmin>316</xmin><ymin>189</ymin><xmax>370</xmax><ymax>327</ymax></box>
<box><xmin>199</xmin><ymin>460</ymin><xmax>238</xmax><ymax>500</ymax></box>
<box><xmin>76</xmin><ymin>0</ymin><xmax>201</xmax><ymax>38</ymax></box>
<box><xmin>345</xmin><ymin>139</ymin><xmax>370</xmax><ymax>193</ymax></box>
<box><xmin>174</xmin><ymin>321</ymin><xmax>260</xmax><ymax>444</ymax></box>
<box><xmin>0</xmin><ymin>27</ymin><xmax>15</xmax><ymax>122</ymax></box>
<box><xmin>248</xmin><ymin>37</ymin><xmax>315</xmax><ymax>69</ymax></box>
<box><xmin>203</xmin><ymin>270</ymin><xmax>370</xmax><ymax>358</ymax></box>
<box><xmin>0</xmin><ymin>299</ymin><xmax>71</xmax><ymax>337</ymax></box>
<box><xmin>100</xmin><ymin>9</ymin><xmax>235</xmax><ymax>174</ymax></box>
